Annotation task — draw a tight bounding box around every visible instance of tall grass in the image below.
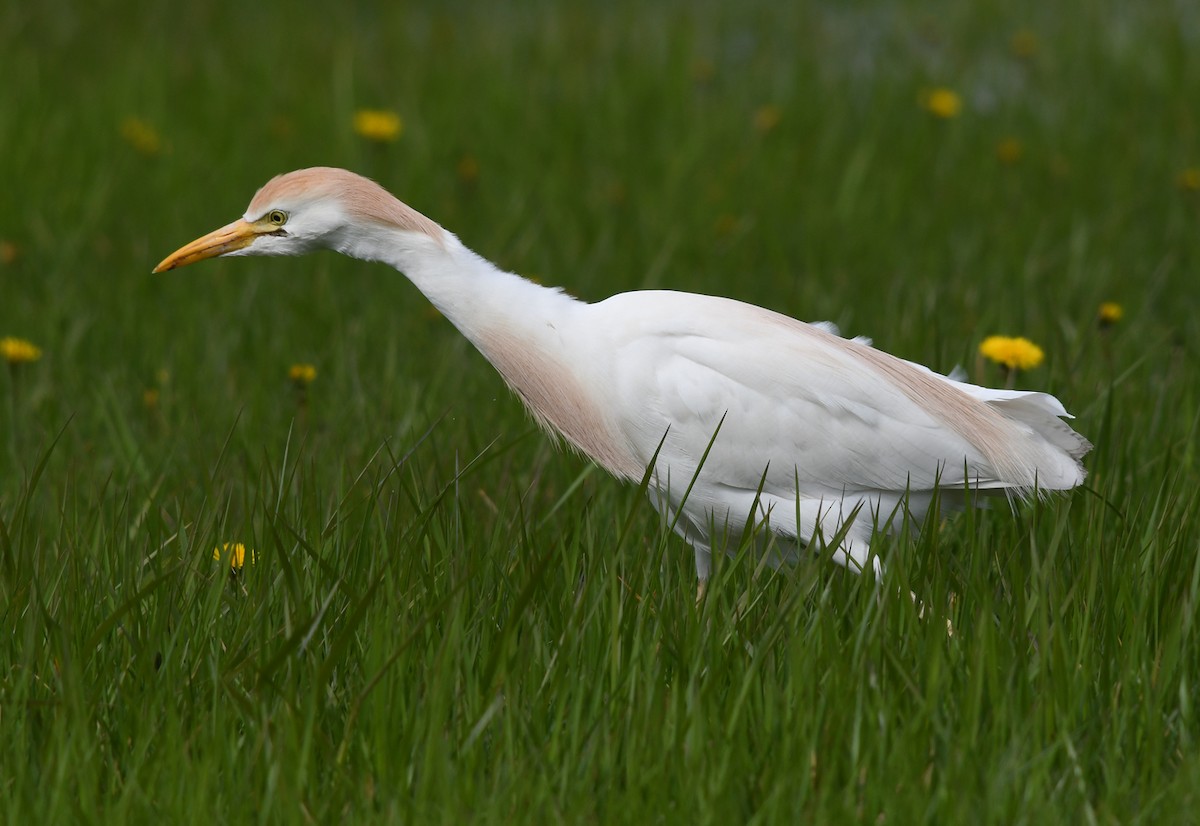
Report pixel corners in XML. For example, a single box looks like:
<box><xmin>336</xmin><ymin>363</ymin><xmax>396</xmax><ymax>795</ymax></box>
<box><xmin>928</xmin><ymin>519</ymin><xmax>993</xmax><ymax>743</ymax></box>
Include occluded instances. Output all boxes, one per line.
<box><xmin>2</xmin><ymin>1</ymin><xmax>1199</xmax><ymax>822</ymax></box>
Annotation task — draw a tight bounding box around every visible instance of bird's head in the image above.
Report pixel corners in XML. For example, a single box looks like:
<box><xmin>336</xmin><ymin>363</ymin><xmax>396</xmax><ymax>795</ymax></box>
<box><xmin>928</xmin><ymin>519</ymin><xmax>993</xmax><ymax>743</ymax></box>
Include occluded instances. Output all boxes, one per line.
<box><xmin>154</xmin><ymin>167</ymin><xmax>443</xmax><ymax>272</ymax></box>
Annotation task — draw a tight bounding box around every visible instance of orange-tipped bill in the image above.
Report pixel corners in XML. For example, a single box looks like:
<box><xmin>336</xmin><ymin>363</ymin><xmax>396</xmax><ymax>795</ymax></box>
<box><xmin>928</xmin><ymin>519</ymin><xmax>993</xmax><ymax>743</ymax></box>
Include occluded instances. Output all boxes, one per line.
<box><xmin>153</xmin><ymin>219</ymin><xmax>258</xmax><ymax>272</ymax></box>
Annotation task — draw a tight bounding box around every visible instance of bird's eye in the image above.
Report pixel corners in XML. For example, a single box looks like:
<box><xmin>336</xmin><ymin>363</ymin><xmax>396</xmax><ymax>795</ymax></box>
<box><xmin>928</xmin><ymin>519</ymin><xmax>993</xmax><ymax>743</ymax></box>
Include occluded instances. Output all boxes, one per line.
<box><xmin>266</xmin><ymin>210</ymin><xmax>288</xmax><ymax>226</ymax></box>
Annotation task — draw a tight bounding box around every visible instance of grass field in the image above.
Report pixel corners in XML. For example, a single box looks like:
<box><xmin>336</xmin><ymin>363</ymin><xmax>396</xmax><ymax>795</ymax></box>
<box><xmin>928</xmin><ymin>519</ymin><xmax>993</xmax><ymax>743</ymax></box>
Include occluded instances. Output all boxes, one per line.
<box><xmin>3</xmin><ymin>1</ymin><xmax>1200</xmax><ymax>822</ymax></box>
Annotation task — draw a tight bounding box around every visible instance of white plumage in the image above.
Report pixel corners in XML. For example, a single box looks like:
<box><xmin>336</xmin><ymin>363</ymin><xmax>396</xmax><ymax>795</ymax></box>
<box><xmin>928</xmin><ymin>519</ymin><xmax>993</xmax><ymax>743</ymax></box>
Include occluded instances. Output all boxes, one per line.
<box><xmin>156</xmin><ymin>167</ymin><xmax>1090</xmax><ymax>584</ymax></box>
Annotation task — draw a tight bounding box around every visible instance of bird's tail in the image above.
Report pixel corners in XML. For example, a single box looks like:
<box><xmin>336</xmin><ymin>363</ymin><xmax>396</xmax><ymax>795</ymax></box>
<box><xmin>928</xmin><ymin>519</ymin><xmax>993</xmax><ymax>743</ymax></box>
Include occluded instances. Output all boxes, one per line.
<box><xmin>953</xmin><ymin>383</ymin><xmax>1091</xmax><ymax>492</ymax></box>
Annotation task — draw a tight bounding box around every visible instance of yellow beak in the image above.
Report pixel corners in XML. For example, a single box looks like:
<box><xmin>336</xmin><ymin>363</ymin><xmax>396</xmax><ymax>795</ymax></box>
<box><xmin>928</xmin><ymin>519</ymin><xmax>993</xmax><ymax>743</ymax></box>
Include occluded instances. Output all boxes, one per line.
<box><xmin>153</xmin><ymin>218</ymin><xmax>259</xmax><ymax>273</ymax></box>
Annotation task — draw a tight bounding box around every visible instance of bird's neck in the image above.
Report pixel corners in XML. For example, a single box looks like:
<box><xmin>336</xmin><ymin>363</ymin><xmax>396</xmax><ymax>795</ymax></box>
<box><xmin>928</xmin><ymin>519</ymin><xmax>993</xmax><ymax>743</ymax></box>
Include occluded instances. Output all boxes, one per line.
<box><xmin>352</xmin><ymin>221</ymin><xmax>641</xmax><ymax>479</ymax></box>
<box><xmin>358</xmin><ymin>225</ymin><xmax>574</xmax><ymax>350</ymax></box>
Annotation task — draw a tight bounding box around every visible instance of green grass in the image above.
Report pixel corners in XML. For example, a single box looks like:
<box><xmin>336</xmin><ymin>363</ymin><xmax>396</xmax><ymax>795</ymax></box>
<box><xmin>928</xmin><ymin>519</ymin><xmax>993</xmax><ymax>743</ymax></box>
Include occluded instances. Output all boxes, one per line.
<box><xmin>3</xmin><ymin>1</ymin><xmax>1200</xmax><ymax>822</ymax></box>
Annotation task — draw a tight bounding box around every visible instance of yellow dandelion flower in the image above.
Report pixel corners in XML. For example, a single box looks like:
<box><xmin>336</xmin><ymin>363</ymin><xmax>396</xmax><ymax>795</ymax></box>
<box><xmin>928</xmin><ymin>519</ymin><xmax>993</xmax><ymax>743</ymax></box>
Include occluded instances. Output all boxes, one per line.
<box><xmin>1010</xmin><ymin>29</ymin><xmax>1039</xmax><ymax>59</ymax></box>
<box><xmin>979</xmin><ymin>335</ymin><xmax>1044</xmax><ymax>371</ymax></box>
<box><xmin>214</xmin><ymin>542</ymin><xmax>255</xmax><ymax>569</ymax></box>
<box><xmin>353</xmin><ymin>109</ymin><xmax>403</xmax><ymax>143</ymax></box>
<box><xmin>1177</xmin><ymin>167</ymin><xmax>1200</xmax><ymax>192</ymax></box>
<box><xmin>289</xmin><ymin>363</ymin><xmax>317</xmax><ymax>384</ymax></box>
<box><xmin>142</xmin><ymin>388</ymin><xmax>160</xmax><ymax>409</ymax></box>
<box><xmin>996</xmin><ymin>137</ymin><xmax>1024</xmax><ymax>164</ymax></box>
<box><xmin>920</xmin><ymin>88</ymin><xmax>962</xmax><ymax>119</ymax></box>
<box><xmin>1097</xmin><ymin>302</ymin><xmax>1124</xmax><ymax>327</ymax></box>
<box><xmin>120</xmin><ymin>117</ymin><xmax>162</xmax><ymax>155</ymax></box>
<box><xmin>0</xmin><ymin>239</ymin><xmax>18</xmax><ymax>265</ymax></box>
<box><xmin>753</xmin><ymin>104</ymin><xmax>782</xmax><ymax>134</ymax></box>
<box><xmin>1</xmin><ymin>337</ymin><xmax>42</xmax><ymax>364</ymax></box>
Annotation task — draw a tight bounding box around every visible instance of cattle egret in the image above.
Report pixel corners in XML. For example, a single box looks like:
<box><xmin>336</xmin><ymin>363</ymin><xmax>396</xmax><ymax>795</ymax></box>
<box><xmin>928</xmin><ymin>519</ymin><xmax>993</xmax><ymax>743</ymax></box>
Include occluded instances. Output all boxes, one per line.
<box><xmin>155</xmin><ymin>167</ymin><xmax>1090</xmax><ymax>589</ymax></box>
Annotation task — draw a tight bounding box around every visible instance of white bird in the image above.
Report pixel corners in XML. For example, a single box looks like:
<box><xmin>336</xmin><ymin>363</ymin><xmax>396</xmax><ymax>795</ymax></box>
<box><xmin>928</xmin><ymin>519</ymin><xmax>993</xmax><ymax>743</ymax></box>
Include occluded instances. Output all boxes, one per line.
<box><xmin>155</xmin><ymin>167</ymin><xmax>1090</xmax><ymax>590</ymax></box>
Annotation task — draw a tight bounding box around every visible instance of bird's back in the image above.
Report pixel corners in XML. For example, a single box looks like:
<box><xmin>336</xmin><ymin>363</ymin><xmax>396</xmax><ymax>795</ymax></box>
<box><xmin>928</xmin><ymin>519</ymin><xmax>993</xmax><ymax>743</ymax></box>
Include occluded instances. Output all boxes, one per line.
<box><xmin>588</xmin><ymin>289</ymin><xmax>1088</xmax><ymax>498</ymax></box>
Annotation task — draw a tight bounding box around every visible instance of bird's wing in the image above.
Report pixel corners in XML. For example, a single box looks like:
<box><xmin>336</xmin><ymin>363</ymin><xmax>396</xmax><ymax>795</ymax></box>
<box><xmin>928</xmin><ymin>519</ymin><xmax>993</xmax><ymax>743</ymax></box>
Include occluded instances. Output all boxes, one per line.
<box><xmin>593</xmin><ymin>292</ymin><xmax>1010</xmax><ymax>499</ymax></box>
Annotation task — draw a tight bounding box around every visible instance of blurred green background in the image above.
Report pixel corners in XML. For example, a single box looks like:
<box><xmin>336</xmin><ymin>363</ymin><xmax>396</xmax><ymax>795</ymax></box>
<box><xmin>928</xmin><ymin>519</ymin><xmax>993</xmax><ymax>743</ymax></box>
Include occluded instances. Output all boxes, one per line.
<box><xmin>3</xmin><ymin>1</ymin><xmax>1199</xmax><ymax>822</ymax></box>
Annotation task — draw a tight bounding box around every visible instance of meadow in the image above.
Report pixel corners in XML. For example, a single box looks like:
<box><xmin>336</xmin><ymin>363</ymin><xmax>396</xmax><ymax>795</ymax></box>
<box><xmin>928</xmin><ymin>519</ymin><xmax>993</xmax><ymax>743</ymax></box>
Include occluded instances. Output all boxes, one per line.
<box><xmin>3</xmin><ymin>1</ymin><xmax>1199</xmax><ymax>822</ymax></box>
